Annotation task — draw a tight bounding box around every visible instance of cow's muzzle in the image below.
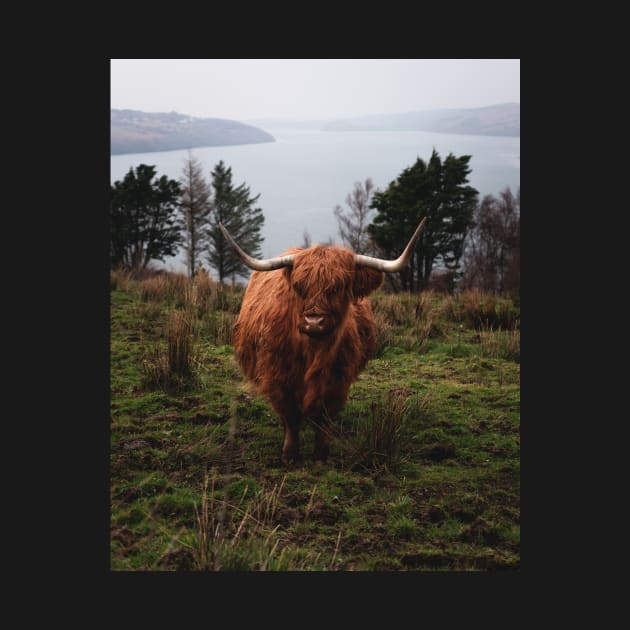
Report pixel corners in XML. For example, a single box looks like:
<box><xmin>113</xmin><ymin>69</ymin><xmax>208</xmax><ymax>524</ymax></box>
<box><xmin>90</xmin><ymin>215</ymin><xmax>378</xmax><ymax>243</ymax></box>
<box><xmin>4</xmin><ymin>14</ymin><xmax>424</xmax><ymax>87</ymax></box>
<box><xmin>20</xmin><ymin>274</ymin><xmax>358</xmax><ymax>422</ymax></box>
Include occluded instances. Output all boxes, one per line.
<box><xmin>299</xmin><ymin>313</ymin><xmax>332</xmax><ymax>337</ymax></box>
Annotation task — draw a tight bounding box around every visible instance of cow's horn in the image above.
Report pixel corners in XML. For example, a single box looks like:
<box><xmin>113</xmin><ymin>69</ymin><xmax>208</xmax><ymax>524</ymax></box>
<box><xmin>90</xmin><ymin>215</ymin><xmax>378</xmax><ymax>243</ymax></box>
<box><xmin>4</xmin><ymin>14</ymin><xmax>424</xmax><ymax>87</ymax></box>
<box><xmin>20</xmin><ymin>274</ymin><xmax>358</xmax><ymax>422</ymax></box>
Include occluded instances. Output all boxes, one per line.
<box><xmin>219</xmin><ymin>222</ymin><xmax>295</xmax><ymax>271</ymax></box>
<box><xmin>354</xmin><ymin>217</ymin><xmax>427</xmax><ymax>273</ymax></box>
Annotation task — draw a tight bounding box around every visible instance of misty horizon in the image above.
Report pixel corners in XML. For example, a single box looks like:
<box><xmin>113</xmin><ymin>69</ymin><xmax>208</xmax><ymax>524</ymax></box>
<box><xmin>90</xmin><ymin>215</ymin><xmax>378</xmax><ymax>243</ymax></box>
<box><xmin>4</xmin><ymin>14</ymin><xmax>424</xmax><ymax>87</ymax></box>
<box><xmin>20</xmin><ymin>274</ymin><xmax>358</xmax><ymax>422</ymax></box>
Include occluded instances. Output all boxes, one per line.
<box><xmin>111</xmin><ymin>101</ymin><xmax>520</xmax><ymax>125</ymax></box>
<box><xmin>111</xmin><ymin>59</ymin><xmax>520</xmax><ymax>121</ymax></box>
<box><xmin>245</xmin><ymin>102</ymin><xmax>520</xmax><ymax>122</ymax></box>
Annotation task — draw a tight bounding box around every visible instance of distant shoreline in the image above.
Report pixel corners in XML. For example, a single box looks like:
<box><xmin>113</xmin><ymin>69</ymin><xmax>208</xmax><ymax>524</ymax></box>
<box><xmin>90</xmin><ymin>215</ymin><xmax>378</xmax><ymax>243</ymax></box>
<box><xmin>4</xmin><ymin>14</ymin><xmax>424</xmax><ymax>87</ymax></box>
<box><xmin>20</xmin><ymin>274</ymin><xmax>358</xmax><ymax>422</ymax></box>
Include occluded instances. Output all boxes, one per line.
<box><xmin>248</xmin><ymin>103</ymin><xmax>520</xmax><ymax>138</ymax></box>
<box><xmin>111</xmin><ymin>109</ymin><xmax>275</xmax><ymax>156</ymax></box>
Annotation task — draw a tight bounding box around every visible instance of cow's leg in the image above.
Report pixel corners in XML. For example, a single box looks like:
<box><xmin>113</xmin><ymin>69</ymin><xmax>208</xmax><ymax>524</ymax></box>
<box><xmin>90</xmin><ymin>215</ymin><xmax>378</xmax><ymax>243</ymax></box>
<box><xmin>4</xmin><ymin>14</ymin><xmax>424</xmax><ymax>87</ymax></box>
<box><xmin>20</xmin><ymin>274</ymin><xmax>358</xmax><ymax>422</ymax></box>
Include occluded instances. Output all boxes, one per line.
<box><xmin>280</xmin><ymin>414</ymin><xmax>301</xmax><ymax>464</ymax></box>
<box><xmin>271</xmin><ymin>397</ymin><xmax>302</xmax><ymax>465</ymax></box>
<box><xmin>311</xmin><ymin>385</ymin><xmax>347</xmax><ymax>461</ymax></box>
<box><xmin>313</xmin><ymin>416</ymin><xmax>332</xmax><ymax>462</ymax></box>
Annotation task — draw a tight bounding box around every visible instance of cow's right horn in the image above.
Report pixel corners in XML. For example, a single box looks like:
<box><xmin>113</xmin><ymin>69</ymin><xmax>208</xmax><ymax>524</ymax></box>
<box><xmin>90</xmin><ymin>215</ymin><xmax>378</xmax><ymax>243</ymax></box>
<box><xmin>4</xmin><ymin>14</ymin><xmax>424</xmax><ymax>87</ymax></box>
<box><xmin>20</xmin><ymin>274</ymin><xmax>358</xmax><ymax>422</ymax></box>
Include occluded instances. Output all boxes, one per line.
<box><xmin>219</xmin><ymin>222</ymin><xmax>295</xmax><ymax>271</ymax></box>
<box><xmin>354</xmin><ymin>217</ymin><xmax>427</xmax><ymax>273</ymax></box>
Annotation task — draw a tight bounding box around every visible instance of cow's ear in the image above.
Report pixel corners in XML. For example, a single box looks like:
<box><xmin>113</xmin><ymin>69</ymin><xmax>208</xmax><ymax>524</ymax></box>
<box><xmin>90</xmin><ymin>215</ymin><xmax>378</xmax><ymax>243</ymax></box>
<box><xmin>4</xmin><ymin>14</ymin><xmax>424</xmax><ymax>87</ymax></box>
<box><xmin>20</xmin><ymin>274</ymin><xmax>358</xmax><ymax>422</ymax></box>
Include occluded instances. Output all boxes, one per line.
<box><xmin>353</xmin><ymin>267</ymin><xmax>384</xmax><ymax>297</ymax></box>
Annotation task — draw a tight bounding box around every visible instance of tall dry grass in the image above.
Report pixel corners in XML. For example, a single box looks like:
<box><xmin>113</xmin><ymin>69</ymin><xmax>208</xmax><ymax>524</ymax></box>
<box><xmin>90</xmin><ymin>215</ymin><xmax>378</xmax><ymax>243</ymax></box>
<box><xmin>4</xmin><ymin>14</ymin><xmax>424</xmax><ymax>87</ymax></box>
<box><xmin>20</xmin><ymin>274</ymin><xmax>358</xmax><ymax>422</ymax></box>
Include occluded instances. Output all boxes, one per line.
<box><xmin>188</xmin><ymin>474</ymin><xmax>328</xmax><ymax>571</ymax></box>
<box><xmin>113</xmin><ymin>268</ymin><xmax>243</xmax><ymax>346</ymax></box>
<box><xmin>110</xmin><ymin>268</ymin><xmax>134</xmax><ymax>292</ymax></box>
<box><xmin>142</xmin><ymin>309</ymin><xmax>200</xmax><ymax>392</ymax></box>
<box><xmin>371</xmin><ymin>291</ymin><xmax>444</xmax><ymax>354</ymax></box>
<box><xmin>204</xmin><ymin>312</ymin><xmax>237</xmax><ymax>346</ymax></box>
<box><xmin>333</xmin><ymin>389</ymin><xmax>432</xmax><ymax>472</ymax></box>
<box><xmin>477</xmin><ymin>322</ymin><xmax>520</xmax><ymax>362</ymax></box>
<box><xmin>444</xmin><ymin>289</ymin><xmax>519</xmax><ymax>330</ymax></box>
<box><xmin>138</xmin><ymin>273</ymin><xmax>190</xmax><ymax>306</ymax></box>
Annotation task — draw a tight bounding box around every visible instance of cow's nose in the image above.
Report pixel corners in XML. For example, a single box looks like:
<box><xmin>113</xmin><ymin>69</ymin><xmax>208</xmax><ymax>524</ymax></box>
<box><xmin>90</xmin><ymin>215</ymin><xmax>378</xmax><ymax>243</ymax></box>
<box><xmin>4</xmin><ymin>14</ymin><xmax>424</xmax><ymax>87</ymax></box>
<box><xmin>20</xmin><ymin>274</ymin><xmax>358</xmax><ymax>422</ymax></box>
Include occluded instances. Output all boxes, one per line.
<box><xmin>304</xmin><ymin>314</ymin><xmax>325</xmax><ymax>327</ymax></box>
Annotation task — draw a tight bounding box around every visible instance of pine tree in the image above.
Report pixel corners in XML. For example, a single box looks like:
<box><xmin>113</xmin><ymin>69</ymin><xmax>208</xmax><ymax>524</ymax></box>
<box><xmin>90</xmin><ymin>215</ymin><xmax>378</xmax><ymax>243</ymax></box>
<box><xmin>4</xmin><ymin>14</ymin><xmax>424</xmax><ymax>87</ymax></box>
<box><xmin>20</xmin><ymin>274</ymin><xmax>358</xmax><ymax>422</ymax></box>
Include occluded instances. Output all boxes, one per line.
<box><xmin>179</xmin><ymin>153</ymin><xmax>211</xmax><ymax>277</ymax></box>
<box><xmin>206</xmin><ymin>160</ymin><xmax>265</xmax><ymax>284</ymax></box>
<box><xmin>110</xmin><ymin>164</ymin><xmax>182</xmax><ymax>270</ymax></box>
<box><xmin>368</xmin><ymin>149</ymin><xmax>478</xmax><ymax>291</ymax></box>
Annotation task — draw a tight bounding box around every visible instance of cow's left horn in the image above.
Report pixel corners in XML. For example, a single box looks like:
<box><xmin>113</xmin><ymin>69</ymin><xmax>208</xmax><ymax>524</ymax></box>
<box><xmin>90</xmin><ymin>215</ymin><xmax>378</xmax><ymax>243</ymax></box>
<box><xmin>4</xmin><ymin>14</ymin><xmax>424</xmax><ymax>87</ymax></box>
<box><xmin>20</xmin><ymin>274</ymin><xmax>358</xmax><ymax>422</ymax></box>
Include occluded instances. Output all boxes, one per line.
<box><xmin>219</xmin><ymin>222</ymin><xmax>295</xmax><ymax>271</ymax></box>
<box><xmin>354</xmin><ymin>217</ymin><xmax>427</xmax><ymax>273</ymax></box>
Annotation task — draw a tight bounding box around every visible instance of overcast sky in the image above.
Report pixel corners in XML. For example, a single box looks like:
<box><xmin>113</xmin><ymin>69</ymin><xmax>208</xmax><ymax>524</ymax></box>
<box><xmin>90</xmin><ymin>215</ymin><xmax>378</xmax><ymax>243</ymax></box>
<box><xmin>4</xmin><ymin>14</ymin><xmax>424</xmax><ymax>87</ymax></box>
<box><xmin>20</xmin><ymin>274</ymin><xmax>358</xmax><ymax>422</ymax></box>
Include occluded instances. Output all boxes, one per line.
<box><xmin>110</xmin><ymin>59</ymin><xmax>519</xmax><ymax>121</ymax></box>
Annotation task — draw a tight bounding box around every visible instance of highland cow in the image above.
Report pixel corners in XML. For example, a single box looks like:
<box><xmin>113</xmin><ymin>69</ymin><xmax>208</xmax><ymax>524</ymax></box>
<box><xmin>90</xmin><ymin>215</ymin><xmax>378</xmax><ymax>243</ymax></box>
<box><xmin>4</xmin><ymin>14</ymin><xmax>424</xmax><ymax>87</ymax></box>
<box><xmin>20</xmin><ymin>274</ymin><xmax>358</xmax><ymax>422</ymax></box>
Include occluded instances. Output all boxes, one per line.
<box><xmin>220</xmin><ymin>218</ymin><xmax>426</xmax><ymax>464</ymax></box>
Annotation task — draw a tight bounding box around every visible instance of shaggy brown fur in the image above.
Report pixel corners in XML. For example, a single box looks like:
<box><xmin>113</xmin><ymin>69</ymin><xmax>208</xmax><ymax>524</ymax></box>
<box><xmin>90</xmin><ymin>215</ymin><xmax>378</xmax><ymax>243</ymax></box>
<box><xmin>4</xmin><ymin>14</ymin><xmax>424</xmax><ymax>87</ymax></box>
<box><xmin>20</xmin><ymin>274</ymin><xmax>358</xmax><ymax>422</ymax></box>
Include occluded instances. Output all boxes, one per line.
<box><xmin>233</xmin><ymin>244</ymin><xmax>384</xmax><ymax>463</ymax></box>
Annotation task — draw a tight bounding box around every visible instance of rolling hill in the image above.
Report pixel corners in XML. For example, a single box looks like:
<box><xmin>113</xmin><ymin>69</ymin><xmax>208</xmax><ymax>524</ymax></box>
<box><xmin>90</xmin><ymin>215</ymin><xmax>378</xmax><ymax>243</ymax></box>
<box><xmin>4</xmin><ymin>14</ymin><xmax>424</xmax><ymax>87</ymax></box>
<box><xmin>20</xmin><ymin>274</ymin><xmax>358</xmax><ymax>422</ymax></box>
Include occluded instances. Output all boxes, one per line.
<box><xmin>111</xmin><ymin>109</ymin><xmax>275</xmax><ymax>155</ymax></box>
<box><xmin>320</xmin><ymin>103</ymin><xmax>519</xmax><ymax>137</ymax></box>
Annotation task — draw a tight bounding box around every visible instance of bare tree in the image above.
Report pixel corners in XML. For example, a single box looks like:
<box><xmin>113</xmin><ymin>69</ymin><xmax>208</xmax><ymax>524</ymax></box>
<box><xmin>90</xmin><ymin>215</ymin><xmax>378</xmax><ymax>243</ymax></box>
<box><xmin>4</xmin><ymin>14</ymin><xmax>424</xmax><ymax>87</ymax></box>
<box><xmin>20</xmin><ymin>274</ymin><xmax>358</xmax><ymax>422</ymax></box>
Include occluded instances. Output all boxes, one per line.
<box><xmin>460</xmin><ymin>187</ymin><xmax>520</xmax><ymax>295</ymax></box>
<box><xmin>301</xmin><ymin>230</ymin><xmax>335</xmax><ymax>248</ymax></box>
<box><xmin>333</xmin><ymin>178</ymin><xmax>375</xmax><ymax>254</ymax></box>
<box><xmin>180</xmin><ymin>152</ymin><xmax>211</xmax><ymax>277</ymax></box>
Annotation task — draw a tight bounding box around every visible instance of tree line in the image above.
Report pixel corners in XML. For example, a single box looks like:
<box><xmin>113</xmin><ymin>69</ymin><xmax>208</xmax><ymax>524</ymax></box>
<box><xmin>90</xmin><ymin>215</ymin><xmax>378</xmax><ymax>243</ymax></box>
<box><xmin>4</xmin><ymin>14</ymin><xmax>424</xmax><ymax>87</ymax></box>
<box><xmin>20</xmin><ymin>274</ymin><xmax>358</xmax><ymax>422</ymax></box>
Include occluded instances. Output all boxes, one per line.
<box><xmin>111</xmin><ymin>155</ymin><xmax>264</xmax><ymax>284</ymax></box>
<box><xmin>333</xmin><ymin>149</ymin><xmax>519</xmax><ymax>297</ymax></box>
<box><xmin>111</xmin><ymin>149</ymin><xmax>519</xmax><ymax>296</ymax></box>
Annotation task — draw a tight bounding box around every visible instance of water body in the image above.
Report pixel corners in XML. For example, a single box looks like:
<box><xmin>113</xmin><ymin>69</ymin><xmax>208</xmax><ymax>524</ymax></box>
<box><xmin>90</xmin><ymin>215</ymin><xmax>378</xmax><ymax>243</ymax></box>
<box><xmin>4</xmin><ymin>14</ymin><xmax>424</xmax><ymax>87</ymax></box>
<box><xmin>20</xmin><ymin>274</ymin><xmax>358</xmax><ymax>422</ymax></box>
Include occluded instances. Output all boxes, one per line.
<box><xmin>110</xmin><ymin>128</ymin><xmax>520</xmax><ymax>273</ymax></box>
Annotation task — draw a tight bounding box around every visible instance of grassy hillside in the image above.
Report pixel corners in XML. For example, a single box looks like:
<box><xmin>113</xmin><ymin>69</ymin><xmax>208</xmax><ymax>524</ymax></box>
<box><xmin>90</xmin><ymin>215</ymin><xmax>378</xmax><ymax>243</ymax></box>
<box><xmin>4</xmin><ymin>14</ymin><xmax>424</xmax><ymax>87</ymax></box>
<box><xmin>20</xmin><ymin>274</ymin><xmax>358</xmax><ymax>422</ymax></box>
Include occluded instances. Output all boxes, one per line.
<box><xmin>110</xmin><ymin>270</ymin><xmax>520</xmax><ymax>571</ymax></box>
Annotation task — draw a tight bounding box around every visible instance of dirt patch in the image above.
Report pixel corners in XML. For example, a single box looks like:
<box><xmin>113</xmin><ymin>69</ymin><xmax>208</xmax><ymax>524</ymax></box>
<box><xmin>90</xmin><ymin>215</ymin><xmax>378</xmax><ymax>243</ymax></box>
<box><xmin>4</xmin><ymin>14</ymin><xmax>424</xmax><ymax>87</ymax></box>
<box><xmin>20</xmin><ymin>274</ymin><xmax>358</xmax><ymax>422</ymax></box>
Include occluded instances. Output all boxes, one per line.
<box><xmin>118</xmin><ymin>487</ymin><xmax>142</xmax><ymax>503</ymax></box>
<box><xmin>401</xmin><ymin>551</ymin><xmax>452</xmax><ymax>569</ymax></box>
<box><xmin>120</xmin><ymin>438</ymin><xmax>151</xmax><ymax>451</ymax></box>
<box><xmin>472</xmin><ymin>552</ymin><xmax>518</xmax><ymax>570</ymax></box>
<box><xmin>111</xmin><ymin>526</ymin><xmax>135</xmax><ymax>547</ymax></box>
<box><xmin>417</xmin><ymin>504</ymin><xmax>447</xmax><ymax>523</ymax></box>
<box><xmin>125</xmin><ymin>435</ymin><xmax>164</xmax><ymax>449</ymax></box>
<box><xmin>154</xmin><ymin>547</ymin><xmax>195</xmax><ymax>571</ymax></box>
<box><xmin>388</xmin><ymin>386</ymin><xmax>415</xmax><ymax>399</ymax></box>
<box><xmin>181</xmin><ymin>395</ymin><xmax>203</xmax><ymax>409</ymax></box>
<box><xmin>370</xmin><ymin>558</ymin><xmax>403</xmax><ymax>570</ymax></box>
<box><xmin>419</xmin><ymin>443</ymin><xmax>457</xmax><ymax>461</ymax></box>
<box><xmin>150</xmin><ymin>412</ymin><xmax>184</xmax><ymax>423</ymax></box>
<box><xmin>459</xmin><ymin>516</ymin><xmax>502</xmax><ymax>545</ymax></box>
<box><xmin>452</xmin><ymin>508</ymin><xmax>479</xmax><ymax>523</ymax></box>
<box><xmin>307</xmin><ymin>501</ymin><xmax>345</xmax><ymax>526</ymax></box>
<box><xmin>275</xmin><ymin>506</ymin><xmax>303</xmax><ymax>527</ymax></box>
<box><xmin>190</xmin><ymin>412</ymin><xmax>220</xmax><ymax>425</ymax></box>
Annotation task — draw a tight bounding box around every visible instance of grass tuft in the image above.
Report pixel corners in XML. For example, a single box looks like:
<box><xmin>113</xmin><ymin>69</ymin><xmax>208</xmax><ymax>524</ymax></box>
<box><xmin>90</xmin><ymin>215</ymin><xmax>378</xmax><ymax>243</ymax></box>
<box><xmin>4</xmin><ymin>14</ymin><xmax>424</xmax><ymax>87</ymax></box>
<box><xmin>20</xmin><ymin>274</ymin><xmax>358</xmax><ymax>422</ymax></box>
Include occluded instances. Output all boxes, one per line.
<box><xmin>444</xmin><ymin>289</ymin><xmax>520</xmax><ymax>330</ymax></box>
<box><xmin>141</xmin><ymin>309</ymin><xmax>201</xmax><ymax>392</ymax></box>
<box><xmin>189</xmin><ymin>474</ymin><xmax>327</xmax><ymax>571</ymax></box>
<box><xmin>478</xmin><ymin>322</ymin><xmax>520</xmax><ymax>362</ymax></box>
<box><xmin>335</xmin><ymin>390</ymin><xmax>431</xmax><ymax>473</ymax></box>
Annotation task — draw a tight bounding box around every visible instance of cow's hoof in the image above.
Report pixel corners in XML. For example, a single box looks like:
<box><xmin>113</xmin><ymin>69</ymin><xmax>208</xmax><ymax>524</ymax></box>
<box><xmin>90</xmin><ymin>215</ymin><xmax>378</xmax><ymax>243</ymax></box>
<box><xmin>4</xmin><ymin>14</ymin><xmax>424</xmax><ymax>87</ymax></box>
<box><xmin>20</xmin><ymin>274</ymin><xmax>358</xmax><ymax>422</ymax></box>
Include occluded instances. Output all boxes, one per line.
<box><xmin>281</xmin><ymin>451</ymin><xmax>303</xmax><ymax>466</ymax></box>
<box><xmin>314</xmin><ymin>447</ymin><xmax>330</xmax><ymax>462</ymax></box>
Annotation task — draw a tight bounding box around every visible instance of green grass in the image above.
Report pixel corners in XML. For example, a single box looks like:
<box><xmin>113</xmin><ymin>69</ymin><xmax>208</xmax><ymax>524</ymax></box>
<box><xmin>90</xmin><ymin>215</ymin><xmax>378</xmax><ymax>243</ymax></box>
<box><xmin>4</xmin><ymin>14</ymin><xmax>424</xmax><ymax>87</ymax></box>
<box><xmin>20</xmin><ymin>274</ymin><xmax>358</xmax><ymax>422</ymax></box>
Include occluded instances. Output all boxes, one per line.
<box><xmin>110</xmin><ymin>273</ymin><xmax>520</xmax><ymax>571</ymax></box>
